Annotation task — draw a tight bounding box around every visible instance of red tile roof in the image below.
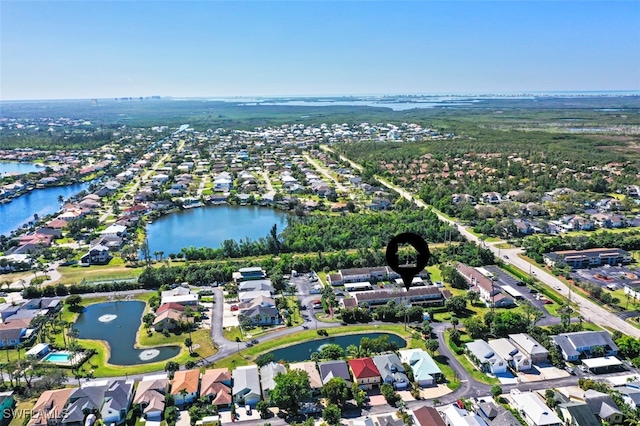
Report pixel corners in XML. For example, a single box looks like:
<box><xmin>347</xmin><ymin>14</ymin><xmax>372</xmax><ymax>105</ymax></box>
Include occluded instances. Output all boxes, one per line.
<box><xmin>348</xmin><ymin>357</ymin><xmax>380</xmax><ymax>379</ymax></box>
<box><xmin>156</xmin><ymin>303</ymin><xmax>186</xmax><ymax>314</ymax></box>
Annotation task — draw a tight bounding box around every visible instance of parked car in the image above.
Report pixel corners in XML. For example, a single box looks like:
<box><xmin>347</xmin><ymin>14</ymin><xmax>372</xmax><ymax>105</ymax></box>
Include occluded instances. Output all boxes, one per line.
<box><xmin>565</xmin><ymin>366</ymin><xmax>575</xmax><ymax>375</ymax></box>
<box><xmin>302</xmin><ymin>325</ymin><xmax>309</xmax><ymax>329</ymax></box>
<box><xmin>230</xmin><ymin>305</ymin><xmax>239</xmax><ymax>311</ymax></box>
<box><xmin>251</xmin><ymin>339</ymin><xmax>259</xmax><ymax>344</ymax></box>
<box><xmin>245</xmin><ymin>405</ymin><xmax>252</xmax><ymax>415</ymax></box>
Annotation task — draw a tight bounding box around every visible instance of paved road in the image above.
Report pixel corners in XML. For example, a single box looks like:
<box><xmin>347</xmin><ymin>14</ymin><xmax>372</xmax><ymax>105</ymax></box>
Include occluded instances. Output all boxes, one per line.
<box><xmin>260</xmin><ymin>170</ymin><xmax>274</xmax><ymax>192</ymax></box>
<box><xmin>366</xmin><ymin>164</ymin><xmax>640</xmax><ymax>339</ymax></box>
<box><xmin>303</xmin><ymin>154</ymin><xmax>348</xmax><ymax>193</ymax></box>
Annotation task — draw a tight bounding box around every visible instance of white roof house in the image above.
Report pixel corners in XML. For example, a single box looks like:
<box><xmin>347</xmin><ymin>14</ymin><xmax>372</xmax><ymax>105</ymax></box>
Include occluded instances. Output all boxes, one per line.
<box><xmin>465</xmin><ymin>340</ymin><xmax>507</xmax><ymax>375</ymax></box>
<box><xmin>160</xmin><ymin>294</ymin><xmax>199</xmax><ymax>306</ymax></box>
<box><xmin>508</xmin><ymin>333</ymin><xmax>549</xmax><ymax>364</ymax></box>
<box><xmin>100</xmin><ymin>224</ymin><xmax>127</xmax><ymax>237</ymax></box>
<box><xmin>442</xmin><ymin>404</ymin><xmax>488</xmax><ymax>426</ymax></box>
<box><xmin>510</xmin><ymin>391</ymin><xmax>562</xmax><ymax>426</ymax></box>
<box><xmin>488</xmin><ymin>338</ymin><xmax>532</xmax><ymax>371</ymax></box>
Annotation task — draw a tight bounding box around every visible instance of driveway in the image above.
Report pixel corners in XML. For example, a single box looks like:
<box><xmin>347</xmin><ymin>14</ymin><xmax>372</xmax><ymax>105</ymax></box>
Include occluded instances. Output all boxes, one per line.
<box><xmin>176</xmin><ymin>410</ymin><xmax>190</xmax><ymax>426</ymax></box>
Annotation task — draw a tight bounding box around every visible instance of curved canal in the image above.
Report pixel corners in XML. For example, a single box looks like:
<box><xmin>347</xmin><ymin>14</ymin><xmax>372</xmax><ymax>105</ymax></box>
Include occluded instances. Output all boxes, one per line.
<box><xmin>0</xmin><ymin>182</ymin><xmax>90</xmax><ymax>236</ymax></box>
<box><xmin>145</xmin><ymin>205</ymin><xmax>289</xmax><ymax>255</ymax></box>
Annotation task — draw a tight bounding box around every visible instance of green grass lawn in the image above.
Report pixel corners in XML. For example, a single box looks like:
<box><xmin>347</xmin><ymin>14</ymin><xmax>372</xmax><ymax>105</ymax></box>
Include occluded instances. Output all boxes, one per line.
<box><xmin>46</xmin><ymin>292</ymin><xmax>216</xmax><ymax>377</ymax></box>
<box><xmin>443</xmin><ymin>331</ymin><xmax>499</xmax><ymax>385</ymax></box>
<box><xmin>58</xmin><ymin>263</ymin><xmax>142</xmax><ymax>284</ymax></box>
<box><xmin>214</xmin><ymin>324</ymin><xmax>417</xmax><ymax>369</ymax></box>
<box><xmin>9</xmin><ymin>397</ymin><xmax>38</xmax><ymax>426</ymax></box>
<box><xmin>427</xmin><ymin>265</ymin><xmax>443</xmax><ymax>283</ymax></box>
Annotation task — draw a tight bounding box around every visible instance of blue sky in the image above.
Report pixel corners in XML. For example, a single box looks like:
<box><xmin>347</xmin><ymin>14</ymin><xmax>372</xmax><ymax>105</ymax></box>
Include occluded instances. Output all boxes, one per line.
<box><xmin>2</xmin><ymin>1</ymin><xmax>639</xmax><ymax>100</ymax></box>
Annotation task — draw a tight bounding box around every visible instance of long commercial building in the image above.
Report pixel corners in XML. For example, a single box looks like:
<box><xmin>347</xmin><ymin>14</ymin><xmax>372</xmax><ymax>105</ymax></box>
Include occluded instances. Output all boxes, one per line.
<box><xmin>543</xmin><ymin>248</ymin><xmax>632</xmax><ymax>269</ymax></box>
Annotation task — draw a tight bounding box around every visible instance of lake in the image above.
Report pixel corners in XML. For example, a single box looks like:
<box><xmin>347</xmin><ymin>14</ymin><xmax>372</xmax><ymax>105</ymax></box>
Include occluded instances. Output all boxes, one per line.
<box><xmin>145</xmin><ymin>205</ymin><xmax>289</xmax><ymax>255</ymax></box>
<box><xmin>267</xmin><ymin>332</ymin><xmax>406</xmax><ymax>363</ymax></box>
<box><xmin>0</xmin><ymin>182</ymin><xmax>89</xmax><ymax>236</ymax></box>
<box><xmin>74</xmin><ymin>301</ymin><xmax>180</xmax><ymax>365</ymax></box>
<box><xmin>0</xmin><ymin>162</ymin><xmax>41</xmax><ymax>176</ymax></box>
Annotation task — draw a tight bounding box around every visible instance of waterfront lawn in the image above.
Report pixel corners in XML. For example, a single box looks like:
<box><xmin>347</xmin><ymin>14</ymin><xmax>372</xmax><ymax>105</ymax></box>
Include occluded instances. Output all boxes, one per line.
<box><xmin>78</xmin><ymin>324</ymin><xmax>215</xmax><ymax>377</ymax></box>
<box><xmin>58</xmin><ymin>262</ymin><xmax>142</xmax><ymax>284</ymax></box>
<box><xmin>215</xmin><ymin>324</ymin><xmax>417</xmax><ymax>369</ymax></box>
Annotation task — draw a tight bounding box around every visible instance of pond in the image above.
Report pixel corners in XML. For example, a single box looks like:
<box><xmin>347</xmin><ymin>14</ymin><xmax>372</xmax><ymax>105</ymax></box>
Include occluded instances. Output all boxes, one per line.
<box><xmin>267</xmin><ymin>332</ymin><xmax>406</xmax><ymax>363</ymax></box>
<box><xmin>145</xmin><ymin>205</ymin><xmax>289</xmax><ymax>255</ymax></box>
<box><xmin>74</xmin><ymin>301</ymin><xmax>180</xmax><ymax>365</ymax></box>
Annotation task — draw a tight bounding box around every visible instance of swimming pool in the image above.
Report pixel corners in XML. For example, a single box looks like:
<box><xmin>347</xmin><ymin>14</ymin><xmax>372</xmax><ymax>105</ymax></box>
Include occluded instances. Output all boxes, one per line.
<box><xmin>43</xmin><ymin>352</ymin><xmax>71</xmax><ymax>363</ymax></box>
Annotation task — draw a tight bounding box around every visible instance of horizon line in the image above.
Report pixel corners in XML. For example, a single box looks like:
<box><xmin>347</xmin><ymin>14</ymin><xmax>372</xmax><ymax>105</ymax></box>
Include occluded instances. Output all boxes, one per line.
<box><xmin>2</xmin><ymin>89</ymin><xmax>640</xmax><ymax>103</ymax></box>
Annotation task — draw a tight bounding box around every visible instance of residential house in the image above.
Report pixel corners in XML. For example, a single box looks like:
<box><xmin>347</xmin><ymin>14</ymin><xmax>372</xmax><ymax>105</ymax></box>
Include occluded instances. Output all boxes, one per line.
<box><xmin>238</xmin><ymin>290</ymin><xmax>272</xmax><ymax>304</ymax></box>
<box><xmin>200</xmin><ymin>369</ymin><xmax>232</xmax><ymax>408</ymax></box>
<box><xmin>80</xmin><ymin>245</ymin><xmax>111</xmax><ymax>265</ymax></box>
<box><xmin>488</xmin><ymin>338</ymin><xmax>532</xmax><ymax>371</ymax></box>
<box><xmin>465</xmin><ymin>340</ymin><xmax>507</xmax><ymax>375</ymax></box>
<box><xmin>232</xmin><ymin>365</ymin><xmax>262</xmax><ymax>407</ymax></box>
<box><xmin>592</xmin><ymin>213</ymin><xmax>626</xmax><ymax>229</ymax></box>
<box><xmin>508</xmin><ymin>334</ymin><xmax>549</xmax><ymax>365</ymax></box>
<box><xmin>101</xmin><ymin>380</ymin><xmax>134</xmax><ymax>426</ymax></box>
<box><xmin>289</xmin><ymin>362</ymin><xmax>323</xmax><ymax>395</ymax></box>
<box><xmin>239</xmin><ymin>305</ymin><xmax>280</xmax><ymax>326</ymax></box>
<box><xmin>442</xmin><ymin>404</ymin><xmax>488</xmax><ymax>426</ymax></box>
<box><xmin>160</xmin><ymin>287</ymin><xmax>198</xmax><ymax>306</ymax></box>
<box><xmin>550</xmin><ymin>331</ymin><xmax>618</xmax><ymax>361</ymax></box>
<box><xmin>0</xmin><ymin>328</ymin><xmax>27</xmax><ymax>349</ymax></box>
<box><xmin>238</xmin><ymin>279</ymin><xmax>274</xmax><ymax>293</ymax></box>
<box><xmin>133</xmin><ymin>376</ymin><xmax>168</xmax><ymax>421</ymax></box>
<box><xmin>171</xmin><ymin>369</ymin><xmax>200</xmax><ymax>407</ymax></box>
<box><xmin>398</xmin><ymin>349</ymin><xmax>443</xmax><ymax>387</ymax></box>
<box><xmin>509</xmin><ymin>391</ymin><xmax>562</xmax><ymax>426</ymax></box>
<box><xmin>153</xmin><ymin>308</ymin><xmax>184</xmax><ymax>332</ymax></box>
<box><xmin>413</xmin><ymin>406</ymin><xmax>447</xmax><ymax>426</ymax></box>
<box><xmin>28</xmin><ymin>388</ymin><xmax>73</xmax><ymax>426</ymax></box>
<box><xmin>61</xmin><ymin>382</ymin><xmax>110</xmax><ymax>426</ymax></box>
<box><xmin>348</xmin><ymin>357</ymin><xmax>381</xmax><ymax>390</ymax></box>
<box><xmin>615</xmin><ymin>382</ymin><xmax>640</xmax><ymax>409</ymax></box>
<box><xmin>474</xmin><ymin>398</ymin><xmax>521</xmax><ymax>426</ymax></box>
<box><xmin>372</xmin><ymin>353</ymin><xmax>409</xmax><ymax>389</ymax></box>
<box><xmin>318</xmin><ymin>360</ymin><xmax>352</xmax><ymax>386</ymax></box>
<box><xmin>557</xmin><ymin>402</ymin><xmax>603</xmax><ymax>426</ymax></box>
<box><xmin>99</xmin><ymin>224</ymin><xmax>127</xmax><ymax>237</ymax></box>
<box><xmin>233</xmin><ymin>267</ymin><xmax>266</xmax><ymax>282</ymax></box>
<box><xmin>583</xmin><ymin>390</ymin><xmax>624</xmax><ymax>424</ymax></box>
<box><xmin>260</xmin><ymin>362</ymin><xmax>286</xmax><ymax>400</ymax></box>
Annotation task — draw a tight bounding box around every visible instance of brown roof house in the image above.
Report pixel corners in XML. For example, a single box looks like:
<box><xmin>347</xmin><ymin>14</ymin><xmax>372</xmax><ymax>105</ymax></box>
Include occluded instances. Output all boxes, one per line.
<box><xmin>200</xmin><ymin>369</ymin><xmax>232</xmax><ymax>408</ymax></box>
<box><xmin>133</xmin><ymin>376</ymin><xmax>168</xmax><ymax>421</ymax></box>
<box><xmin>28</xmin><ymin>388</ymin><xmax>73</xmax><ymax>426</ymax></box>
<box><xmin>171</xmin><ymin>369</ymin><xmax>200</xmax><ymax>407</ymax></box>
